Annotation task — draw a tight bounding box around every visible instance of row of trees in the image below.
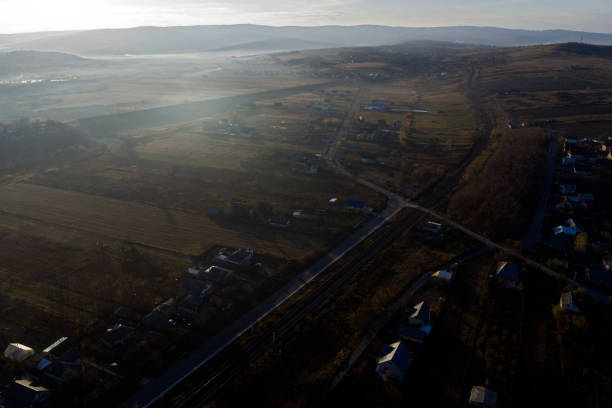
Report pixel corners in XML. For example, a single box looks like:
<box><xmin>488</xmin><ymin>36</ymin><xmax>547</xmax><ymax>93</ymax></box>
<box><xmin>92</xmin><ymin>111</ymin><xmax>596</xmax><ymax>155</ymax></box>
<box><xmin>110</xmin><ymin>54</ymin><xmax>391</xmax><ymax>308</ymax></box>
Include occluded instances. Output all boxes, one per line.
<box><xmin>0</xmin><ymin>118</ymin><xmax>98</xmax><ymax>166</ymax></box>
<box><xmin>448</xmin><ymin>128</ymin><xmax>549</xmax><ymax>239</ymax></box>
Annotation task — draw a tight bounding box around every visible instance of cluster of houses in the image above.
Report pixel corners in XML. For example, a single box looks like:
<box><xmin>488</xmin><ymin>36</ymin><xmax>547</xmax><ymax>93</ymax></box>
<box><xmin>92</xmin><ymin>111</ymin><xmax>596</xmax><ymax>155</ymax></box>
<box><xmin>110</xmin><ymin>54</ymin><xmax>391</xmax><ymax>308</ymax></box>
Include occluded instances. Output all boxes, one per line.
<box><xmin>1</xmin><ymin>337</ymin><xmax>121</xmax><ymax>407</ymax></box>
<box><xmin>546</xmin><ymin>135</ymin><xmax>612</xmax><ymax>290</ymax></box>
<box><xmin>375</xmin><ymin>301</ymin><xmax>432</xmax><ymax>382</ymax></box>
<box><xmin>352</xmin><ymin>115</ymin><xmax>401</xmax><ymax>144</ymax></box>
<box><xmin>291</xmin><ymin>152</ymin><xmax>320</xmax><ymax>175</ymax></box>
<box><xmin>0</xmin><ymin>247</ymin><xmax>259</xmax><ymax>406</ymax></box>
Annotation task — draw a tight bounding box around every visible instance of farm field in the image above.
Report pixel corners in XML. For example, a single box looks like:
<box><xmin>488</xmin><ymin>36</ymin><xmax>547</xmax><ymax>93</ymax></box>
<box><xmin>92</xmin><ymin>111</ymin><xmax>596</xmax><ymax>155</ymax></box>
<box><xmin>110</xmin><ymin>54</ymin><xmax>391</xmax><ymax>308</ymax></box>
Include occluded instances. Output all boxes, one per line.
<box><xmin>338</xmin><ymin>75</ymin><xmax>478</xmax><ymax>197</ymax></box>
<box><xmin>0</xmin><ymin>183</ymin><xmax>327</xmax><ymax>258</ymax></box>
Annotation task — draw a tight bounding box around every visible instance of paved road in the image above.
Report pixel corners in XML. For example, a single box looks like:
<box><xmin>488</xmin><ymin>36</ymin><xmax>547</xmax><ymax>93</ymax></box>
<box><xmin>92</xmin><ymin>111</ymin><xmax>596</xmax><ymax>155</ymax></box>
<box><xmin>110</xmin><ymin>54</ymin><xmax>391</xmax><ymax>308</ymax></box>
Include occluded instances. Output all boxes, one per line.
<box><xmin>121</xmin><ymin>91</ymin><xmax>407</xmax><ymax>407</ymax></box>
<box><xmin>404</xmin><ymin>202</ymin><xmax>612</xmax><ymax>307</ymax></box>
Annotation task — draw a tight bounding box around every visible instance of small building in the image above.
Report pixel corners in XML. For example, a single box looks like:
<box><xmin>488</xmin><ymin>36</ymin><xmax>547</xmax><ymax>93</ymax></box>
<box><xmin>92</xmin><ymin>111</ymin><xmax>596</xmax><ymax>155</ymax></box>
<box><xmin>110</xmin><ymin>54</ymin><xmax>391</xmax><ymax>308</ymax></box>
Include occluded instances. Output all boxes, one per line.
<box><xmin>101</xmin><ymin>325</ymin><xmax>135</xmax><ymax>349</ymax></box>
<box><xmin>603</xmin><ymin>255</ymin><xmax>612</xmax><ymax>271</ymax></box>
<box><xmin>3</xmin><ymin>378</ymin><xmax>50</xmax><ymax>408</ymax></box>
<box><xmin>469</xmin><ymin>385</ymin><xmax>498</xmax><ymax>407</ymax></box>
<box><xmin>432</xmin><ymin>269</ymin><xmax>453</xmax><ymax>282</ymax></box>
<box><xmin>397</xmin><ymin>324</ymin><xmax>427</xmax><ymax>345</ymax></box>
<box><xmin>406</xmin><ymin>301</ymin><xmax>430</xmax><ymax>327</ymax></box>
<box><xmin>4</xmin><ymin>343</ymin><xmax>35</xmax><ymax>362</ymax></box>
<box><xmin>375</xmin><ymin>341</ymin><xmax>412</xmax><ymax>381</ymax></box>
<box><xmin>203</xmin><ymin>266</ymin><xmax>234</xmax><ymax>283</ymax></box>
<box><xmin>560</xmin><ymin>291</ymin><xmax>580</xmax><ymax>313</ymax></box>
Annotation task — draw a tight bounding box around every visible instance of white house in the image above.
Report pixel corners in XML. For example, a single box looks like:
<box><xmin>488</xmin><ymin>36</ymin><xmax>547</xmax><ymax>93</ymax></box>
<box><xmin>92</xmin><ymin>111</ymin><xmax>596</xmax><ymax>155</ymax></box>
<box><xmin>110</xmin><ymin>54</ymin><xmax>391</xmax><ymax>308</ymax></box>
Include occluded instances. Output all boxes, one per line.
<box><xmin>375</xmin><ymin>341</ymin><xmax>412</xmax><ymax>381</ymax></box>
<box><xmin>4</xmin><ymin>343</ymin><xmax>35</xmax><ymax>362</ymax></box>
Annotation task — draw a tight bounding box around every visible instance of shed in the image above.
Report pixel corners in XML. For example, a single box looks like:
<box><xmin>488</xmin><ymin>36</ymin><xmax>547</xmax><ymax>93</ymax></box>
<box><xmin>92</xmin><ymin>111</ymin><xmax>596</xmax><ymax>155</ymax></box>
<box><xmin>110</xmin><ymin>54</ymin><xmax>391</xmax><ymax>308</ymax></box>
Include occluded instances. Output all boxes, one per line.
<box><xmin>469</xmin><ymin>385</ymin><xmax>498</xmax><ymax>407</ymax></box>
<box><xmin>4</xmin><ymin>343</ymin><xmax>35</xmax><ymax>362</ymax></box>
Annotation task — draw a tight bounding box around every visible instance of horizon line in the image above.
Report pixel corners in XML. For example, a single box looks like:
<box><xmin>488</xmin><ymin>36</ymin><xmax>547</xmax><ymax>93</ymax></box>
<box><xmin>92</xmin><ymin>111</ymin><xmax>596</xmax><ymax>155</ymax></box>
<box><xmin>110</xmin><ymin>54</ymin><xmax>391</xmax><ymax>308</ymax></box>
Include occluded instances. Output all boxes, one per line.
<box><xmin>2</xmin><ymin>23</ymin><xmax>611</xmax><ymax>37</ymax></box>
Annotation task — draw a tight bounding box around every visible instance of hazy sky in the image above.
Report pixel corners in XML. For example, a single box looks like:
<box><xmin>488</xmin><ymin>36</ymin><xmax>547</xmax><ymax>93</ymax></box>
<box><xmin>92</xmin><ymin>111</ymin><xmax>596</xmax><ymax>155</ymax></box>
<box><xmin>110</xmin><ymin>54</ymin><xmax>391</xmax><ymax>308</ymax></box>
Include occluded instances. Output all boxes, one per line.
<box><xmin>1</xmin><ymin>0</ymin><xmax>611</xmax><ymax>34</ymax></box>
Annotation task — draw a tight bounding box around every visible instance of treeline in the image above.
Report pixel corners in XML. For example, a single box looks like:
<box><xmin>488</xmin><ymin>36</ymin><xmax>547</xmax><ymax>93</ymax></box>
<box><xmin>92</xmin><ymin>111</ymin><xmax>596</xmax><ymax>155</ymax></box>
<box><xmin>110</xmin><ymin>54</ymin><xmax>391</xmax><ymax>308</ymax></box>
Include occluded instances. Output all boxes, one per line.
<box><xmin>0</xmin><ymin>119</ymin><xmax>100</xmax><ymax>167</ymax></box>
<box><xmin>448</xmin><ymin>128</ymin><xmax>549</xmax><ymax>238</ymax></box>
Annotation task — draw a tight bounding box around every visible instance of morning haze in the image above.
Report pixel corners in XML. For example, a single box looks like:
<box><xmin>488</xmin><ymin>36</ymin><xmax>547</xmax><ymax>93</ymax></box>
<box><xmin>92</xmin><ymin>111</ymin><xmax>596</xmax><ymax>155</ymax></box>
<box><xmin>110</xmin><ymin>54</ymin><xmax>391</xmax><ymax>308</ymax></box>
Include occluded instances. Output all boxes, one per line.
<box><xmin>1</xmin><ymin>1</ymin><xmax>612</xmax><ymax>407</ymax></box>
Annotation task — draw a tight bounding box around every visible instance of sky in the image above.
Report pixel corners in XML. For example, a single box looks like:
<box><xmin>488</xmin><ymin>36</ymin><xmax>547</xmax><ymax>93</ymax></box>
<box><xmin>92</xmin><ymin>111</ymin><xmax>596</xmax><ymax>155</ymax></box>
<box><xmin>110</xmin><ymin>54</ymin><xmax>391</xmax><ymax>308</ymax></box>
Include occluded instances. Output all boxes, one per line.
<box><xmin>1</xmin><ymin>0</ymin><xmax>611</xmax><ymax>34</ymax></box>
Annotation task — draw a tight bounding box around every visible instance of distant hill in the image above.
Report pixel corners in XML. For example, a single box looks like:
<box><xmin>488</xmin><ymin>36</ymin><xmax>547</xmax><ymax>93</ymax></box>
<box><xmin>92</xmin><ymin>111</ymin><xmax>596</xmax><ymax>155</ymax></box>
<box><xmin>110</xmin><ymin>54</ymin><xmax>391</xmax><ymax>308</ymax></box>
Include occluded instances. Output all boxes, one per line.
<box><xmin>555</xmin><ymin>42</ymin><xmax>612</xmax><ymax>58</ymax></box>
<box><xmin>1</xmin><ymin>25</ymin><xmax>612</xmax><ymax>55</ymax></box>
<box><xmin>0</xmin><ymin>50</ymin><xmax>91</xmax><ymax>75</ymax></box>
<box><xmin>0</xmin><ymin>119</ymin><xmax>102</xmax><ymax>168</ymax></box>
<box><xmin>211</xmin><ymin>37</ymin><xmax>335</xmax><ymax>52</ymax></box>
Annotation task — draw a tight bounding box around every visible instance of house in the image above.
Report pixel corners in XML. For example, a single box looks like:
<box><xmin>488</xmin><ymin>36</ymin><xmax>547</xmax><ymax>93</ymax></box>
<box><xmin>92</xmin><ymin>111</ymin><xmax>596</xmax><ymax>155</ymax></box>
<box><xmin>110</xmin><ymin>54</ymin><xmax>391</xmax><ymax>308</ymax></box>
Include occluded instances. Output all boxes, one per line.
<box><xmin>560</xmin><ymin>291</ymin><xmax>580</xmax><ymax>313</ymax></box>
<box><xmin>406</xmin><ymin>301</ymin><xmax>430</xmax><ymax>327</ymax></box>
<box><xmin>3</xmin><ymin>343</ymin><xmax>35</xmax><ymax>362</ymax></box>
<box><xmin>375</xmin><ymin>341</ymin><xmax>412</xmax><ymax>381</ymax></box>
<box><xmin>554</xmin><ymin>218</ymin><xmax>581</xmax><ymax>236</ymax></box>
<box><xmin>495</xmin><ymin>262</ymin><xmax>523</xmax><ymax>290</ymax></box>
<box><xmin>203</xmin><ymin>266</ymin><xmax>234</xmax><ymax>283</ymax></box>
<box><xmin>270</xmin><ymin>214</ymin><xmax>291</xmax><ymax>228</ymax></box>
<box><xmin>469</xmin><ymin>385</ymin><xmax>498</xmax><ymax>407</ymax></box>
<box><xmin>432</xmin><ymin>269</ymin><xmax>453</xmax><ymax>282</ymax></box>
<box><xmin>177</xmin><ymin>295</ymin><xmax>203</xmax><ymax>315</ymax></box>
<box><xmin>227</xmin><ymin>248</ymin><xmax>254</xmax><ymax>266</ymax></box>
<box><xmin>142</xmin><ymin>311</ymin><xmax>173</xmax><ymax>332</ymax></box>
<box><xmin>588</xmin><ymin>268</ymin><xmax>612</xmax><ymax>286</ymax></box>
<box><xmin>397</xmin><ymin>324</ymin><xmax>427</xmax><ymax>345</ymax></box>
<box><xmin>101</xmin><ymin>324</ymin><xmax>135</xmax><ymax>348</ymax></box>
<box><xmin>422</xmin><ymin>221</ymin><xmax>442</xmax><ymax>234</ymax></box>
<box><xmin>2</xmin><ymin>378</ymin><xmax>50</xmax><ymax>408</ymax></box>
